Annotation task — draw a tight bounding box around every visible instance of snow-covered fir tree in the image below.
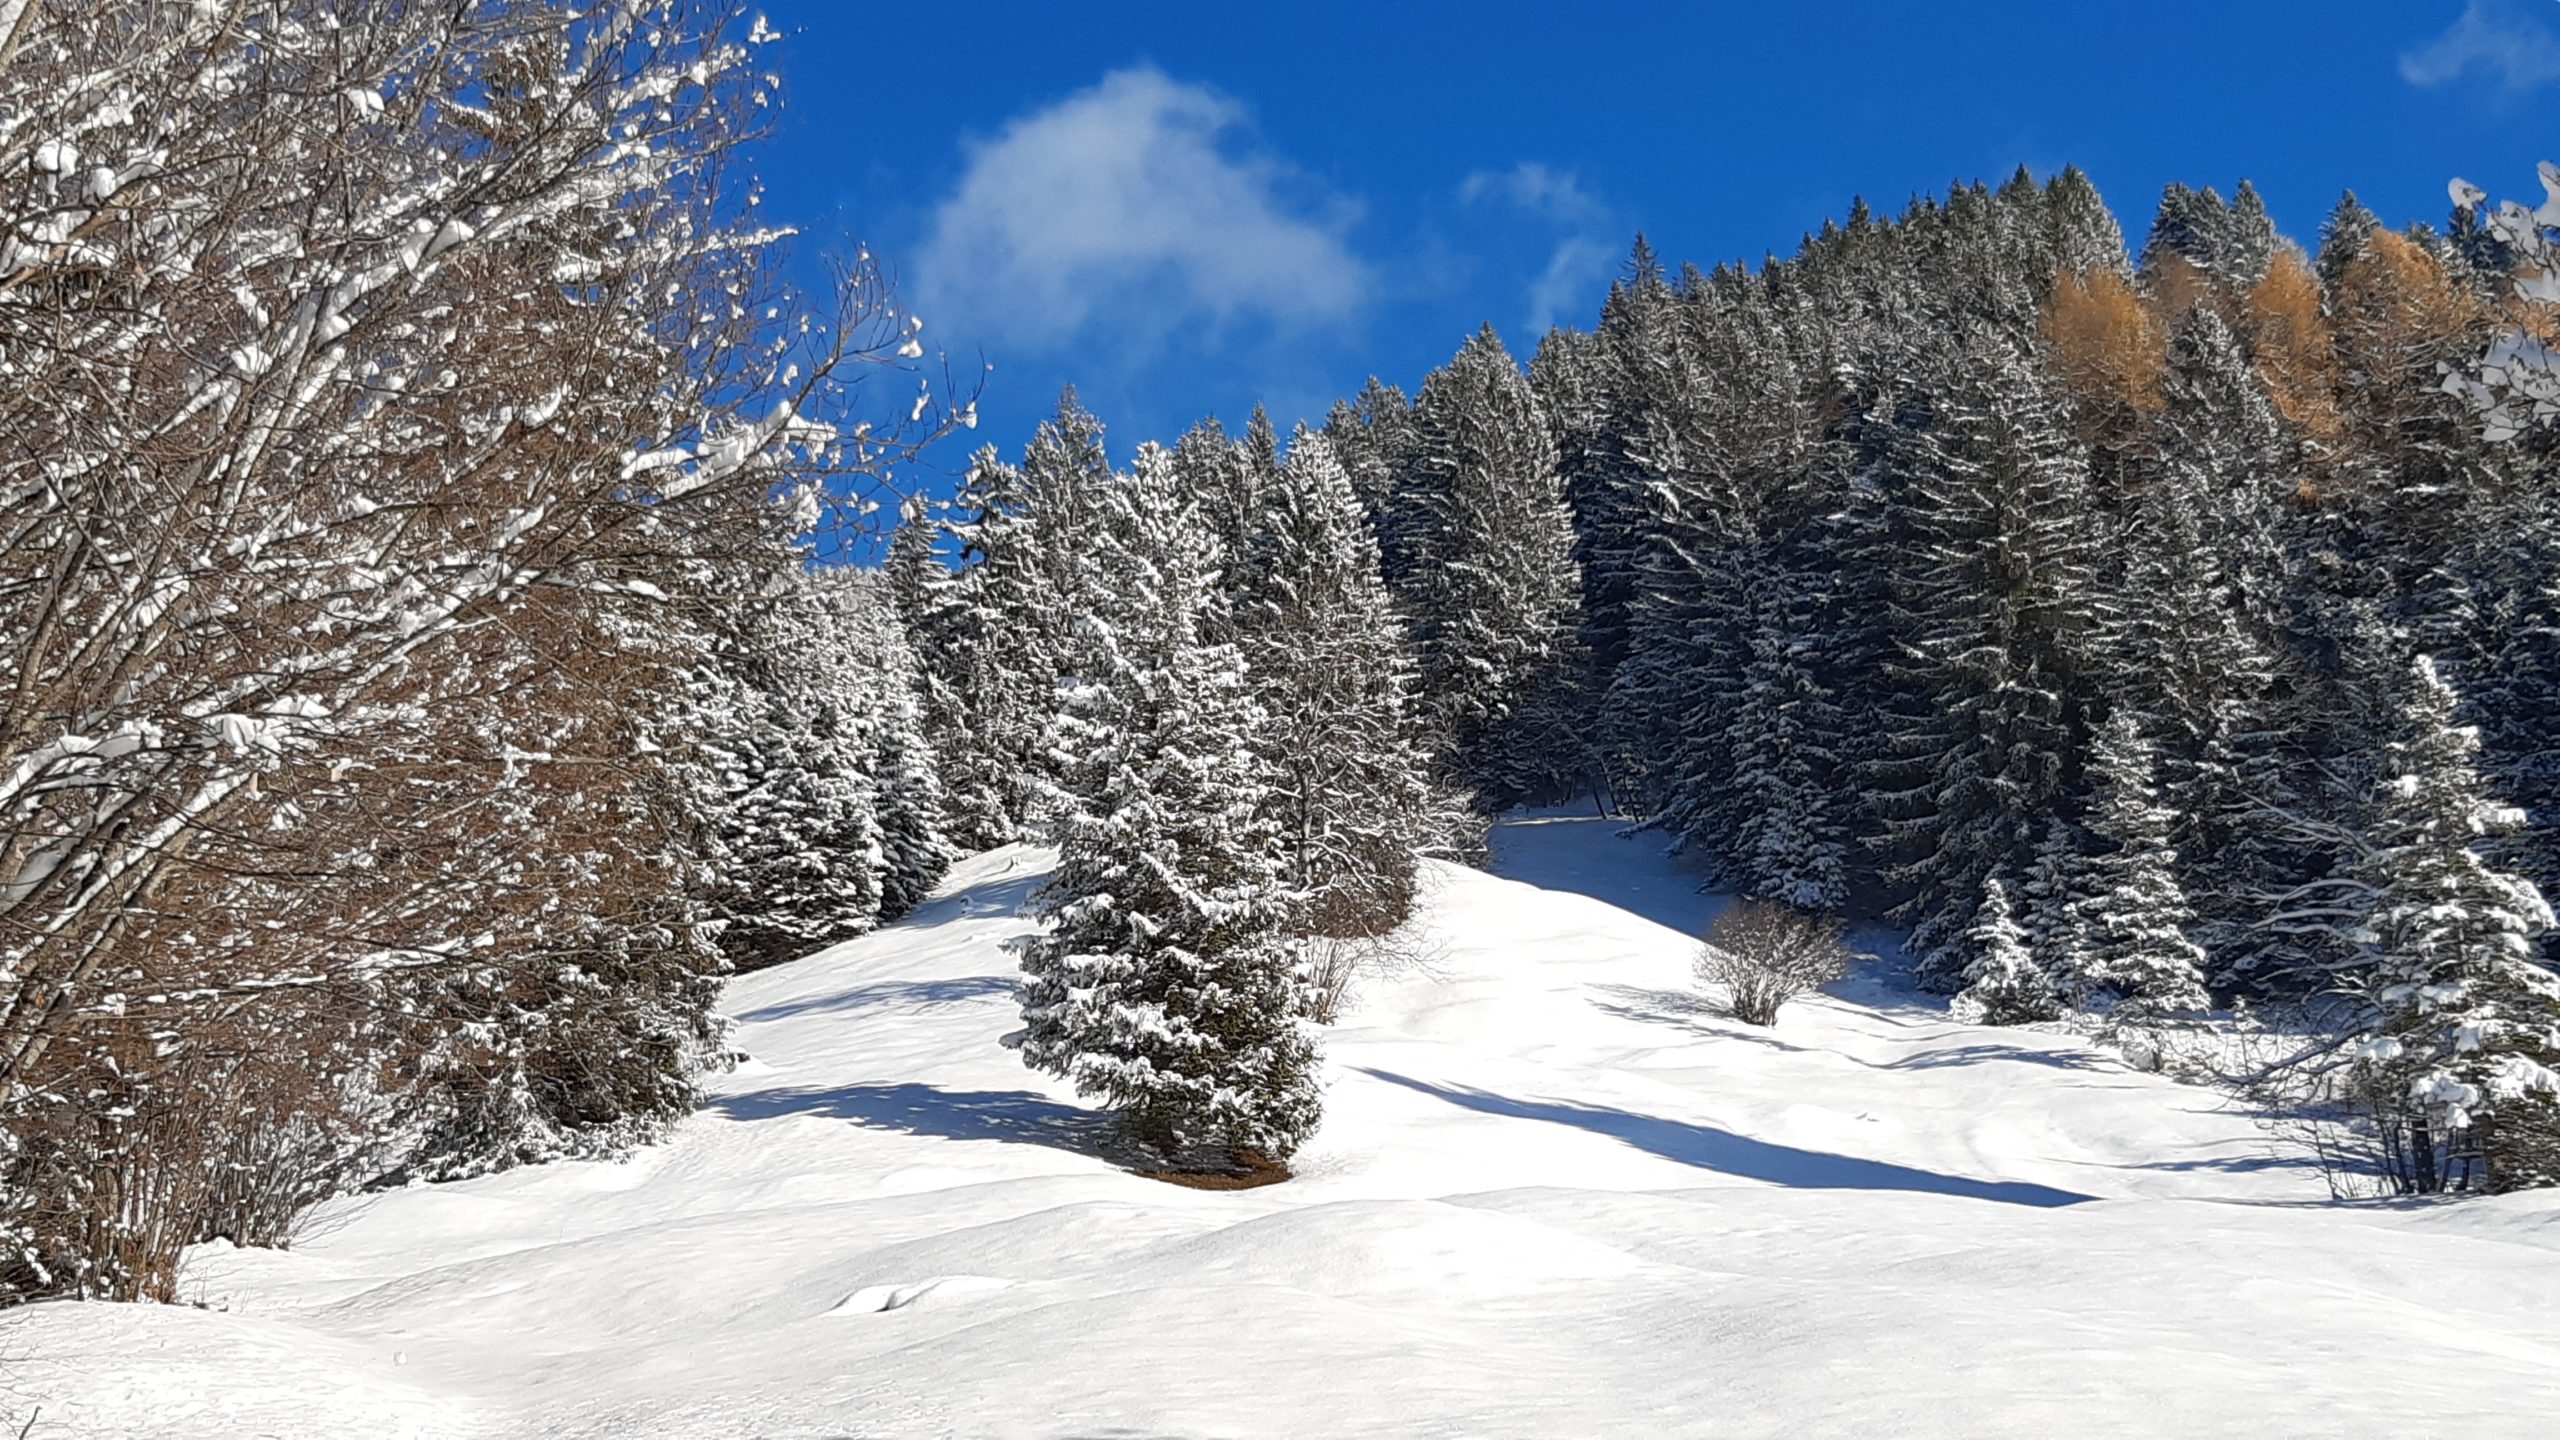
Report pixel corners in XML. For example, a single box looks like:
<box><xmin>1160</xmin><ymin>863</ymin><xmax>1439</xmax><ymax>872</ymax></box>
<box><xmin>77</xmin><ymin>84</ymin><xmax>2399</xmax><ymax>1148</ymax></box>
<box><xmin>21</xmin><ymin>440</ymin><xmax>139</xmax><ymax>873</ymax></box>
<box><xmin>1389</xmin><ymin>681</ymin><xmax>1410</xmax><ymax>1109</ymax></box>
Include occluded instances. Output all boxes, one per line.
<box><xmin>1539</xmin><ymin>245</ymin><xmax>1679</xmax><ymax>683</ymax></box>
<box><xmin>2316</xmin><ymin>191</ymin><xmax>2385</xmax><ymax>292</ymax></box>
<box><xmin>2141</xmin><ymin>181</ymin><xmax>2278</xmax><ymax>289</ymax></box>
<box><xmin>842</xmin><ymin>578</ymin><xmax>956</xmax><ymax>921</ymax></box>
<box><xmin>1863</xmin><ymin>327</ymin><xmax>2107</xmax><ymax>987</ymax></box>
<box><xmin>2110</xmin><ymin>306</ymin><xmax>2294</xmax><ymax>974</ymax></box>
<box><xmin>2044</xmin><ymin>165</ymin><xmax>2132</xmax><ymax>278</ymax></box>
<box><xmin>2068</xmin><ymin>713</ymin><xmax>2213</xmax><ymax>1019</ymax></box>
<box><xmin>2016</xmin><ymin>817</ymin><xmax>2095</xmax><ymax>988</ymax></box>
<box><xmin>1721</xmin><ymin>564</ymin><xmax>1851</xmax><ymax>909</ymax></box>
<box><xmin>1324</xmin><ymin>377</ymin><xmax>1425</xmax><ymax>580</ymax></box>
<box><xmin>1016</xmin><ymin>446</ymin><xmax>1323</xmax><ymax>1166</ymax></box>
<box><xmin>697</xmin><ymin>570</ymin><xmax>955</xmax><ymax>970</ymax></box>
<box><xmin>2352</xmin><ymin>658</ymin><xmax>2560</xmax><ymax>1192</ymax></box>
<box><xmin>1952</xmin><ymin>876</ymin><xmax>2062</xmax><ymax>1026</ymax></box>
<box><xmin>1403</xmin><ymin>325</ymin><xmax>1588</xmax><ymax>809</ymax></box>
<box><xmin>1232</xmin><ymin>428</ymin><xmax>1436</xmax><ymax>943</ymax></box>
<box><xmin>1167</xmin><ymin>413</ymin><xmax>1267</xmax><ymax>641</ymax></box>
<box><xmin>908</xmin><ymin>449</ymin><xmax>1052</xmax><ymax>848</ymax></box>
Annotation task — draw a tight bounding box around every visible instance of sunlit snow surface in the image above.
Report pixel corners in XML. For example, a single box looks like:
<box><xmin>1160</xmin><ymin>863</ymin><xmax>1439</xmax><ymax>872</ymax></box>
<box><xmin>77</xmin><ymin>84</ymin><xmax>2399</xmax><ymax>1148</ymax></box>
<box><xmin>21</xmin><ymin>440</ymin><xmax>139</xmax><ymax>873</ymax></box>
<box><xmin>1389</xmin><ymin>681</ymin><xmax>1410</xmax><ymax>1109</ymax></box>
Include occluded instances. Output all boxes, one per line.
<box><xmin>8</xmin><ymin>816</ymin><xmax>2558</xmax><ymax>1436</ymax></box>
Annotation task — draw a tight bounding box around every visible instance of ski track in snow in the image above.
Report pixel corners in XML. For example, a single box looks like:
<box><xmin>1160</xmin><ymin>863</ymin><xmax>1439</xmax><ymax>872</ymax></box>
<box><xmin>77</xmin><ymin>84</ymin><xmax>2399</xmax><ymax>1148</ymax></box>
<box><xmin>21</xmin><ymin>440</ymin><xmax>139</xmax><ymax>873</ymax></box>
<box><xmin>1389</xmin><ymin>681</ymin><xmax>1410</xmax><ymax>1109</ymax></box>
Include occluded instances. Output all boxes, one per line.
<box><xmin>7</xmin><ymin>815</ymin><xmax>2558</xmax><ymax>1436</ymax></box>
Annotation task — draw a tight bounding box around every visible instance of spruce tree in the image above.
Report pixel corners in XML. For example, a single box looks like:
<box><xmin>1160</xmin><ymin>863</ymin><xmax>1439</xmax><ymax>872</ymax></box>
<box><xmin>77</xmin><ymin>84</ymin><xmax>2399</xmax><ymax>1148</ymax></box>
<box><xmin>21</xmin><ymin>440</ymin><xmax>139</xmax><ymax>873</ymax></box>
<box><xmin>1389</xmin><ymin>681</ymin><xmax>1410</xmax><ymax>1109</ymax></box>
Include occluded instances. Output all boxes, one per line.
<box><xmin>1017</xmin><ymin>387</ymin><xmax>1118</xmax><ymax>635</ymax></box>
<box><xmin>1403</xmin><ymin>324</ymin><xmax>1587</xmax><ymax>808</ymax></box>
<box><xmin>2353</xmin><ymin>658</ymin><xmax>2560</xmax><ymax>1192</ymax></box>
<box><xmin>1569</xmin><ymin>239</ymin><xmax>1683</xmax><ymax>685</ymax></box>
<box><xmin>2470</xmin><ymin>514</ymin><xmax>2560</xmax><ymax>938</ymax></box>
<box><xmin>1324</xmin><ymin>377</ymin><xmax>1422</xmax><ymax>578</ymax></box>
<box><xmin>2316</xmin><ymin>191</ymin><xmax>2383</xmax><ymax>292</ymax></box>
<box><xmin>2070</xmin><ymin>713</ymin><xmax>2213</xmax><ymax>1018</ymax></box>
<box><xmin>2223</xmin><ymin>181</ymin><xmax>2279</xmax><ymax>288</ymax></box>
<box><xmin>1863</xmin><ymin>327</ymin><xmax>2107</xmax><ymax>986</ymax></box>
<box><xmin>912</xmin><ymin>449</ymin><xmax>1051</xmax><ymax>847</ymax></box>
<box><xmin>843</xmin><ymin>577</ymin><xmax>955</xmax><ymax>921</ymax></box>
<box><xmin>2045</xmin><ymin>165</ymin><xmax>2131</xmax><ymax>278</ymax></box>
<box><xmin>1722</xmin><ymin>564</ymin><xmax>1851</xmax><ymax>909</ymax></box>
<box><xmin>2141</xmin><ymin>182</ymin><xmax>2275</xmax><ymax>289</ymax></box>
<box><xmin>700</xmin><ymin>571</ymin><xmax>890</xmax><ymax>970</ymax></box>
<box><xmin>1017</xmin><ymin>446</ymin><xmax>1322</xmax><ymax>1166</ymax></box>
<box><xmin>1166</xmin><ymin>416</ymin><xmax>1251</xmax><ymax>637</ymax></box>
<box><xmin>2114</xmin><ymin>304</ymin><xmax>2292</xmax><ymax>972</ymax></box>
<box><xmin>2017</xmin><ymin>817</ymin><xmax>2094</xmax><ymax>984</ymax></box>
<box><xmin>1952</xmin><ymin>877</ymin><xmax>2062</xmax><ymax>1025</ymax></box>
<box><xmin>1234</xmin><ymin>428</ymin><xmax>1434</xmax><ymax>942</ymax></box>
<box><xmin>884</xmin><ymin>500</ymin><xmax>943</xmax><ymax>638</ymax></box>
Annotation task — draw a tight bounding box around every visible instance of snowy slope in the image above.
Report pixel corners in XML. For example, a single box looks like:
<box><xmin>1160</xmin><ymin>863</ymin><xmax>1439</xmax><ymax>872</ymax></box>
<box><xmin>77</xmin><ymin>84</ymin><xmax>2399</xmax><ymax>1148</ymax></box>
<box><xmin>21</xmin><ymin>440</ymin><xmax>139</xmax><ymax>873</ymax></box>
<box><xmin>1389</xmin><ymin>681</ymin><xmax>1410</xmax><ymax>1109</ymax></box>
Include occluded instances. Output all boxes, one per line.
<box><xmin>7</xmin><ymin>817</ymin><xmax>2559</xmax><ymax>1437</ymax></box>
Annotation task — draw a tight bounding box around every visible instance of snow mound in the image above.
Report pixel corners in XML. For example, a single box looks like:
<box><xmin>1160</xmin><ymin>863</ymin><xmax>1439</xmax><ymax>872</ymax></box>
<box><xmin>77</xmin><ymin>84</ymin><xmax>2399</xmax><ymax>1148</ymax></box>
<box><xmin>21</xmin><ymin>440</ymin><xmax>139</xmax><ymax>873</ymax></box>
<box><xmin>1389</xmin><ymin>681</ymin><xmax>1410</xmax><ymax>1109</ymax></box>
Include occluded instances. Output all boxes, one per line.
<box><xmin>4</xmin><ymin>818</ymin><xmax>2557</xmax><ymax>1436</ymax></box>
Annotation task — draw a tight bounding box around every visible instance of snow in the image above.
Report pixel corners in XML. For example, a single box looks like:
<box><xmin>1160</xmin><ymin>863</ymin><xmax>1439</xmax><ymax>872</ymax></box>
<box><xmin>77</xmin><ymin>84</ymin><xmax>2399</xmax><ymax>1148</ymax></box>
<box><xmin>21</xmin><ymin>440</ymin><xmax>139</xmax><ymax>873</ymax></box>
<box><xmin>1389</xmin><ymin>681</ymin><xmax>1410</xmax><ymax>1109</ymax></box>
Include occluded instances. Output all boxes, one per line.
<box><xmin>6</xmin><ymin>816</ymin><xmax>2559</xmax><ymax>1436</ymax></box>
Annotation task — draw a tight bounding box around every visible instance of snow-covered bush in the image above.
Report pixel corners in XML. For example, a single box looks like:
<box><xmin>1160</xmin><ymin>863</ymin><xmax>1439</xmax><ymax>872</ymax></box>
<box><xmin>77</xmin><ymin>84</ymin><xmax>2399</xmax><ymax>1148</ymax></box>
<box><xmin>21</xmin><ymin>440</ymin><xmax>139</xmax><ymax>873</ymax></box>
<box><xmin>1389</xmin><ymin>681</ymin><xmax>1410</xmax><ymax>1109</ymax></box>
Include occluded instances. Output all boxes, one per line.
<box><xmin>1698</xmin><ymin>902</ymin><xmax>1855</xmax><ymax>1026</ymax></box>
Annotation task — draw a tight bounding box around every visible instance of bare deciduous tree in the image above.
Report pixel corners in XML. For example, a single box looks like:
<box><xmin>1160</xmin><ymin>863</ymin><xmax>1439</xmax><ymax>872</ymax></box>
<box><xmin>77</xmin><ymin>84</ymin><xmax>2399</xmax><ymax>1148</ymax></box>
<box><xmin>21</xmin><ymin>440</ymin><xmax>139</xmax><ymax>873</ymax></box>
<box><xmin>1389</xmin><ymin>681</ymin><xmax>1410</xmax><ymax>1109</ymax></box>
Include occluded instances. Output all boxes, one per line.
<box><xmin>0</xmin><ymin>0</ymin><xmax>959</xmax><ymax>1301</ymax></box>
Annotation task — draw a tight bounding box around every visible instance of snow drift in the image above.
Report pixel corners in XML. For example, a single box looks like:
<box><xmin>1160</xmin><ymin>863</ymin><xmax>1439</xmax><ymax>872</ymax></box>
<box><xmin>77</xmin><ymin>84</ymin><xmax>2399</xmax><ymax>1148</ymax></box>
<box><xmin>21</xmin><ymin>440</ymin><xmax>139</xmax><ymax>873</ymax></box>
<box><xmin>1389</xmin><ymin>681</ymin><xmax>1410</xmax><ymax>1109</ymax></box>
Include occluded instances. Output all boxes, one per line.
<box><xmin>5</xmin><ymin>817</ymin><xmax>2556</xmax><ymax>1436</ymax></box>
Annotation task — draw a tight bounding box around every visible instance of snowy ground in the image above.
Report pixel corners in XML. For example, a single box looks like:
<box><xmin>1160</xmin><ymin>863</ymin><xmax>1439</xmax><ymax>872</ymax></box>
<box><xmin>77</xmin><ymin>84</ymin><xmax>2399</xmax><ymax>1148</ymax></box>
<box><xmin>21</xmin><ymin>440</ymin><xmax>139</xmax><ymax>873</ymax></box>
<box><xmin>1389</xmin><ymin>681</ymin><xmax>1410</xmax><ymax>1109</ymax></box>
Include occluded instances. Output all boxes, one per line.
<box><xmin>7</xmin><ymin>816</ymin><xmax>2559</xmax><ymax>1437</ymax></box>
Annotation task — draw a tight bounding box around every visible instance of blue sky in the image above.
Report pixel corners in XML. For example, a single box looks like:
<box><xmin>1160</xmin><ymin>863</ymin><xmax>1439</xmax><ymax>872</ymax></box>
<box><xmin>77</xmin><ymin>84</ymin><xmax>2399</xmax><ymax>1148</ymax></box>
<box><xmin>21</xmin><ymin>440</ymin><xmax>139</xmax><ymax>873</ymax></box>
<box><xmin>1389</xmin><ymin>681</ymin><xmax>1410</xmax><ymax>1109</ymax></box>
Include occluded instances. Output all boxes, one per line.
<box><xmin>751</xmin><ymin>0</ymin><xmax>2560</xmax><ymax>473</ymax></box>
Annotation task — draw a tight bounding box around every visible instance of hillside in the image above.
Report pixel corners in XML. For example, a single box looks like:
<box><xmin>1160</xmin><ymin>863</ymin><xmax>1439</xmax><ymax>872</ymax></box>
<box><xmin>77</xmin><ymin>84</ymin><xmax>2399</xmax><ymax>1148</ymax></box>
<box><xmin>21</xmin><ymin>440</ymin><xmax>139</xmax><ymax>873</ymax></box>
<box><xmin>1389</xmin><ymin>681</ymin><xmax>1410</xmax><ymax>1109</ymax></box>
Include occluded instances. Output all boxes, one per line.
<box><xmin>6</xmin><ymin>816</ymin><xmax>2557</xmax><ymax>1437</ymax></box>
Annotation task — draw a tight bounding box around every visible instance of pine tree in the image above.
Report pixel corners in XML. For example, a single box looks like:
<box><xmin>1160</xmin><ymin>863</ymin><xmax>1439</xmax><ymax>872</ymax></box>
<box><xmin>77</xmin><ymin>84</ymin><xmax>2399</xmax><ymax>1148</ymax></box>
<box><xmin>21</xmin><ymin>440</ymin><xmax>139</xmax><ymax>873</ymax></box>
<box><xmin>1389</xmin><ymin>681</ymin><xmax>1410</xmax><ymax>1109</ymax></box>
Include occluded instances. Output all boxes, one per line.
<box><xmin>1952</xmin><ymin>876</ymin><xmax>2062</xmax><ymax>1025</ymax></box>
<box><xmin>2070</xmin><ymin>713</ymin><xmax>2213</xmax><ymax>1018</ymax></box>
<box><xmin>1403</xmin><ymin>324</ymin><xmax>1587</xmax><ymax>808</ymax></box>
<box><xmin>2352</xmin><ymin>658</ymin><xmax>2560</xmax><ymax>1192</ymax></box>
<box><xmin>1017</xmin><ymin>446</ymin><xmax>1322</xmax><ymax>1166</ymax></box>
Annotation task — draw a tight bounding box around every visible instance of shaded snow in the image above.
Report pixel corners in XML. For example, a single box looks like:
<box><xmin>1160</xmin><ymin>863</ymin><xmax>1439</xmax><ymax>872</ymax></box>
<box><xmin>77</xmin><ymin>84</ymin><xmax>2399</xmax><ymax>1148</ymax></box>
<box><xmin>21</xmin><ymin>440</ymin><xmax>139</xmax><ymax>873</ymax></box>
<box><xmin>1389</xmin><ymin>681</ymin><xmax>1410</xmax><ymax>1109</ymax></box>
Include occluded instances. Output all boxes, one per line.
<box><xmin>7</xmin><ymin>818</ymin><xmax>2558</xmax><ymax>1435</ymax></box>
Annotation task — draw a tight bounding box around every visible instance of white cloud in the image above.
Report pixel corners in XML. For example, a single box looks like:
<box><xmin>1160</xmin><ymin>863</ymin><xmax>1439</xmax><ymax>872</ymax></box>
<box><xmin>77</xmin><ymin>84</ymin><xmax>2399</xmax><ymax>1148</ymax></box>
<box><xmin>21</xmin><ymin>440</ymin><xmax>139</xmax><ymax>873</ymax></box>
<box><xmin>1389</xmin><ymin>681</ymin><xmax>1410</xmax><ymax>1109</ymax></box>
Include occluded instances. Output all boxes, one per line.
<box><xmin>1458</xmin><ymin>162</ymin><xmax>1602</xmax><ymax>225</ymax></box>
<box><xmin>2400</xmin><ymin>1</ymin><xmax>2560</xmax><ymax>91</ymax></box>
<box><xmin>913</xmin><ymin>68</ymin><xmax>1370</xmax><ymax>356</ymax></box>
<box><xmin>1462</xmin><ymin>161</ymin><xmax>1616</xmax><ymax>335</ymax></box>
<box><xmin>1525</xmin><ymin>236</ymin><xmax>1615</xmax><ymax>336</ymax></box>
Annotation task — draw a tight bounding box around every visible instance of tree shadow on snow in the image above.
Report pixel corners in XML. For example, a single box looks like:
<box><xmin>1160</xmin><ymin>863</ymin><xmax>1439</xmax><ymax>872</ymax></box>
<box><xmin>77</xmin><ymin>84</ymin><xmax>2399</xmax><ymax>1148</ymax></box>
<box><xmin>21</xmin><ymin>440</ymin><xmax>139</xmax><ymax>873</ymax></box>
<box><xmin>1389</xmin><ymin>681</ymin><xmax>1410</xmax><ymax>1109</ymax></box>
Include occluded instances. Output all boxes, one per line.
<box><xmin>1870</xmin><ymin>1041</ymin><xmax>2118</xmax><ymax>1075</ymax></box>
<box><xmin>709</xmin><ymin>1081</ymin><xmax>1119</xmax><ymax>1161</ymax></box>
<box><xmin>2105</xmin><ymin>1151</ymin><xmax>2325</xmax><ymax>1177</ymax></box>
<box><xmin>1484</xmin><ymin>815</ymin><xmax>1729</xmax><ymax>937</ymax></box>
<box><xmin>905</xmin><ymin>862</ymin><xmax>1048</xmax><ymax>928</ymax></box>
<box><xmin>1585</xmin><ymin>984</ymin><xmax>1840</xmax><ymax>1058</ymax></box>
<box><xmin>1586</xmin><ymin>985</ymin><xmax>2117</xmax><ymax>1076</ymax></box>
<box><xmin>732</xmin><ymin>974</ymin><xmax>1017</xmax><ymax>1025</ymax></box>
<box><xmin>1355</xmin><ymin>1068</ymin><xmax>2092</xmax><ymax>1208</ymax></box>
